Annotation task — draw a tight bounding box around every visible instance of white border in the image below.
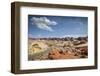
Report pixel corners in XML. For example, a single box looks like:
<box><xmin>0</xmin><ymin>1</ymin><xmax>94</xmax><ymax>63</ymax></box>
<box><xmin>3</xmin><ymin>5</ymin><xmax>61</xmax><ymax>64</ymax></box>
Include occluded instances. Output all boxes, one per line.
<box><xmin>20</xmin><ymin>6</ymin><xmax>95</xmax><ymax>70</ymax></box>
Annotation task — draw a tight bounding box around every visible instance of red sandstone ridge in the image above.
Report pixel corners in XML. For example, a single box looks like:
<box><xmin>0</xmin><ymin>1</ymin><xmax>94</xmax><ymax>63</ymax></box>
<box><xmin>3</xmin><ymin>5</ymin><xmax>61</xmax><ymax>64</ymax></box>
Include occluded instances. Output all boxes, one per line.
<box><xmin>48</xmin><ymin>48</ymin><xmax>79</xmax><ymax>59</ymax></box>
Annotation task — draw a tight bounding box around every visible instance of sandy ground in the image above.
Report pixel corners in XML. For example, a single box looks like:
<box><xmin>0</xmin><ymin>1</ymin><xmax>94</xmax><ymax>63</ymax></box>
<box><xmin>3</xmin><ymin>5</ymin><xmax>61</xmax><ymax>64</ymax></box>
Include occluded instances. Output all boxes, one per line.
<box><xmin>28</xmin><ymin>38</ymin><xmax>88</xmax><ymax>60</ymax></box>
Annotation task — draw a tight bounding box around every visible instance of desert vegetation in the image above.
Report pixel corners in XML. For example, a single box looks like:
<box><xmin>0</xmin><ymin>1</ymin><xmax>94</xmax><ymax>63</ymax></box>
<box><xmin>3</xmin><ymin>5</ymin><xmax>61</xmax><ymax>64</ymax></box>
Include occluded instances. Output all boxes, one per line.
<box><xmin>28</xmin><ymin>36</ymin><xmax>88</xmax><ymax>60</ymax></box>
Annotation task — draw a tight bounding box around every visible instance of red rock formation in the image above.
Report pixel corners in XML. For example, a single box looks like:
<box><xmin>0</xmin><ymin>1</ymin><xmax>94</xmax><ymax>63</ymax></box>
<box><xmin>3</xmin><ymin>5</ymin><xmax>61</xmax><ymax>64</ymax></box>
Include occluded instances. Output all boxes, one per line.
<box><xmin>48</xmin><ymin>48</ymin><xmax>79</xmax><ymax>59</ymax></box>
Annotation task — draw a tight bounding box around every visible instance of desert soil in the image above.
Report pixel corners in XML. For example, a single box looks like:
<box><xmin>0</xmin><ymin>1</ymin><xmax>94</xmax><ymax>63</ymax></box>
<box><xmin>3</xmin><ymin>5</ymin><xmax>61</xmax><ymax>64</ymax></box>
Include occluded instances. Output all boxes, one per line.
<box><xmin>28</xmin><ymin>37</ymin><xmax>88</xmax><ymax>60</ymax></box>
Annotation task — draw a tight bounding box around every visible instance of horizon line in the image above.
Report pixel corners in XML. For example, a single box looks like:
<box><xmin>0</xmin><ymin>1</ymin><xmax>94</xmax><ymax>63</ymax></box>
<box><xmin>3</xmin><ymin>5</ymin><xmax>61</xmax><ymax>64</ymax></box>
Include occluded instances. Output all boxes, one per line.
<box><xmin>28</xmin><ymin>36</ymin><xmax>88</xmax><ymax>39</ymax></box>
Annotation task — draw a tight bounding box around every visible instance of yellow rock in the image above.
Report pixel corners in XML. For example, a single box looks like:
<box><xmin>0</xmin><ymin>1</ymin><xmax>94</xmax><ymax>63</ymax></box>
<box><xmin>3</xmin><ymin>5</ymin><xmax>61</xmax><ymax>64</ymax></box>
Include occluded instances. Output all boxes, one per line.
<box><xmin>29</xmin><ymin>41</ymin><xmax>48</xmax><ymax>55</ymax></box>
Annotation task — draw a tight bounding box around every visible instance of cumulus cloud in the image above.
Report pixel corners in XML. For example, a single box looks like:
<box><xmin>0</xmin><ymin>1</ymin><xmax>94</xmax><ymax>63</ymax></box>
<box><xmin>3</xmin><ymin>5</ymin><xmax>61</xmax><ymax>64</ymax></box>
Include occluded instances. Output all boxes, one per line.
<box><xmin>31</xmin><ymin>17</ymin><xmax>57</xmax><ymax>31</ymax></box>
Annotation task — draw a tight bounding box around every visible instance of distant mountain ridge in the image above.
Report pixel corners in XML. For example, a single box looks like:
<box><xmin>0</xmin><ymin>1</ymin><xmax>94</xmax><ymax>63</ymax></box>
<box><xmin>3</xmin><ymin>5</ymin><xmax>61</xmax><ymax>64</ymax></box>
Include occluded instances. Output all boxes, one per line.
<box><xmin>29</xmin><ymin>36</ymin><xmax>88</xmax><ymax>41</ymax></box>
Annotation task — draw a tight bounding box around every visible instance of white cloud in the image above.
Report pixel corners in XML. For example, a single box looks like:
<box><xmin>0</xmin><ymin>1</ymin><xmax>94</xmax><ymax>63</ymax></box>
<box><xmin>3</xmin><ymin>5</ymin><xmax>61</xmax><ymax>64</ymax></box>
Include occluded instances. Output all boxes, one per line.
<box><xmin>62</xmin><ymin>34</ymin><xmax>87</xmax><ymax>38</ymax></box>
<box><xmin>37</xmin><ymin>34</ymin><xmax>42</xmax><ymax>38</ymax></box>
<box><xmin>28</xmin><ymin>34</ymin><xmax>34</xmax><ymax>38</ymax></box>
<box><xmin>31</xmin><ymin>17</ymin><xmax>57</xmax><ymax>31</ymax></box>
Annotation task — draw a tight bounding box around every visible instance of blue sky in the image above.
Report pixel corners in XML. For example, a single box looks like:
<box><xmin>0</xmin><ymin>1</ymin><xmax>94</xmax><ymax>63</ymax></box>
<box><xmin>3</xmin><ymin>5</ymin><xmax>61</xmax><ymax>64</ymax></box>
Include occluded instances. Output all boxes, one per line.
<box><xmin>28</xmin><ymin>15</ymin><xmax>88</xmax><ymax>38</ymax></box>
